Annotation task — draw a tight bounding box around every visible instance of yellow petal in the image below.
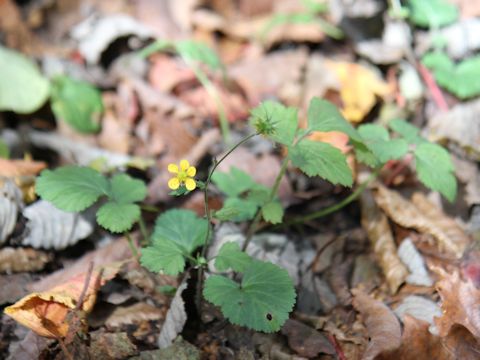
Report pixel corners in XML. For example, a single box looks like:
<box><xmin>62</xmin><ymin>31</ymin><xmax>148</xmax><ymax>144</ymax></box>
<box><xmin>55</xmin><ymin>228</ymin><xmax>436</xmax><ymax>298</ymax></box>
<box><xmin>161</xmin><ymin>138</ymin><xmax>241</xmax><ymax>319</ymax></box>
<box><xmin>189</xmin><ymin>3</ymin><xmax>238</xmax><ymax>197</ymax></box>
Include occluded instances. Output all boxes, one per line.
<box><xmin>186</xmin><ymin>166</ymin><xmax>196</xmax><ymax>177</ymax></box>
<box><xmin>168</xmin><ymin>177</ymin><xmax>180</xmax><ymax>190</ymax></box>
<box><xmin>168</xmin><ymin>164</ymin><xmax>178</xmax><ymax>174</ymax></box>
<box><xmin>180</xmin><ymin>159</ymin><xmax>190</xmax><ymax>171</ymax></box>
<box><xmin>185</xmin><ymin>178</ymin><xmax>196</xmax><ymax>191</ymax></box>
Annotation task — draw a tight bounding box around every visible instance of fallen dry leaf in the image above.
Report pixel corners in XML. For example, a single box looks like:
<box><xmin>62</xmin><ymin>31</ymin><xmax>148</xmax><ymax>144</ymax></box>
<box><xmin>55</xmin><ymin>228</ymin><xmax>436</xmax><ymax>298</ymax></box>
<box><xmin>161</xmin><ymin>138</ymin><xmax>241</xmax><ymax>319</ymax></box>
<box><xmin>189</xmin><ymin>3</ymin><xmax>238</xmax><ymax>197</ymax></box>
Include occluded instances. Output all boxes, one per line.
<box><xmin>352</xmin><ymin>288</ymin><xmax>402</xmax><ymax>360</ymax></box>
<box><xmin>281</xmin><ymin>319</ymin><xmax>335</xmax><ymax>358</ymax></box>
<box><xmin>435</xmin><ymin>270</ymin><xmax>480</xmax><ymax>339</ymax></box>
<box><xmin>0</xmin><ymin>158</ymin><xmax>46</xmax><ymax>177</ymax></box>
<box><xmin>0</xmin><ymin>247</ymin><xmax>51</xmax><ymax>273</ymax></box>
<box><xmin>105</xmin><ymin>302</ymin><xmax>165</xmax><ymax>328</ymax></box>
<box><xmin>374</xmin><ymin>186</ymin><xmax>470</xmax><ymax>258</ymax></box>
<box><xmin>393</xmin><ymin>295</ymin><xmax>441</xmax><ymax>330</ymax></box>
<box><xmin>0</xmin><ymin>177</ymin><xmax>22</xmax><ymax>244</ymax></box>
<box><xmin>4</xmin><ymin>261</ymin><xmax>122</xmax><ymax>338</ymax></box>
<box><xmin>324</xmin><ymin>60</ymin><xmax>392</xmax><ymax>122</ymax></box>
<box><xmin>360</xmin><ymin>190</ymin><xmax>408</xmax><ymax>294</ymax></box>
<box><xmin>89</xmin><ymin>331</ymin><xmax>138</xmax><ymax>359</ymax></box>
<box><xmin>397</xmin><ymin>237</ymin><xmax>433</xmax><ymax>287</ymax></box>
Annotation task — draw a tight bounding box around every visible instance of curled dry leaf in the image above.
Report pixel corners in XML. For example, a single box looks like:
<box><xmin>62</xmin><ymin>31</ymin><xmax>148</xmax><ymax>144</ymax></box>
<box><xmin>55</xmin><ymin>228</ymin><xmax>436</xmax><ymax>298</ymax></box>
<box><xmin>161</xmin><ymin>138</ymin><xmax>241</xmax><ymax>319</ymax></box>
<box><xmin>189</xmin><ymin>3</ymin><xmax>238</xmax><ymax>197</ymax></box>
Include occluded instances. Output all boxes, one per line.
<box><xmin>393</xmin><ymin>295</ymin><xmax>441</xmax><ymax>331</ymax></box>
<box><xmin>374</xmin><ymin>186</ymin><xmax>470</xmax><ymax>258</ymax></box>
<box><xmin>352</xmin><ymin>288</ymin><xmax>402</xmax><ymax>360</ymax></box>
<box><xmin>0</xmin><ymin>177</ymin><xmax>22</xmax><ymax>244</ymax></box>
<box><xmin>0</xmin><ymin>158</ymin><xmax>46</xmax><ymax>177</ymax></box>
<box><xmin>281</xmin><ymin>319</ymin><xmax>335</xmax><ymax>358</ymax></box>
<box><xmin>360</xmin><ymin>190</ymin><xmax>408</xmax><ymax>294</ymax></box>
<box><xmin>4</xmin><ymin>262</ymin><xmax>122</xmax><ymax>337</ymax></box>
<box><xmin>398</xmin><ymin>237</ymin><xmax>433</xmax><ymax>287</ymax></box>
<box><xmin>0</xmin><ymin>247</ymin><xmax>51</xmax><ymax>273</ymax></box>
<box><xmin>105</xmin><ymin>302</ymin><xmax>164</xmax><ymax>328</ymax></box>
<box><xmin>435</xmin><ymin>270</ymin><xmax>480</xmax><ymax>339</ymax></box>
<box><xmin>22</xmin><ymin>200</ymin><xmax>93</xmax><ymax>250</ymax></box>
<box><xmin>324</xmin><ymin>60</ymin><xmax>392</xmax><ymax>123</ymax></box>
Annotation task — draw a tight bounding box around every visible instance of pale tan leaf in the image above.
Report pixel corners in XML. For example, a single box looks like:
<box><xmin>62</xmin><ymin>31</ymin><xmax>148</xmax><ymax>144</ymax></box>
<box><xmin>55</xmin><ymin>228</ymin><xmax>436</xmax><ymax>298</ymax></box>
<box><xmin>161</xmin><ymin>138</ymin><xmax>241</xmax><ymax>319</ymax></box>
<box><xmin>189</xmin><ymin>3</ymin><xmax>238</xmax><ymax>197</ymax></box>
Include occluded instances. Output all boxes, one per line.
<box><xmin>374</xmin><ymin>185</ymin><xmax>470</xmax><ymax>258</ymax></box>
<box><xmin>435</xmin><ymin>270</ymin><xmax>480</xmax><ymax>339</ymax></box>
<box><xmin>0</xmin><ymin>247</ymin><xmax>51</xmax><ymax>273</ymax></box>
<box><xmin>398</xmin><ymin>237</ymin><xmax>433</xmax><ymax>286</ymax></box>
<box><xmin>0</xmin><ymin>158</ymin><xmax>46</xmax><ymax>177</ymax></box>
<box><xmin>0</xmin><ymin>177</ymin><xmax>22</xmax><ymax>244</ymax></box>
<box><xmin>105</xmin><ymin>302</ymin><xmax>164</xmax><ymax>328</ymax></box>
<box><xmin>394</xmin><ymin>295</ymin><xmax>441</xmax><ymax>331</ymax></box>
<box><xmin>352</xmin><ymin>288</ymin><xmax>402</xmax><ymax>360</ymax></box>
<box><xmin>360</xmin><ymin>190</ymin><xmax>408</xmax><ymax>293</ymax></box>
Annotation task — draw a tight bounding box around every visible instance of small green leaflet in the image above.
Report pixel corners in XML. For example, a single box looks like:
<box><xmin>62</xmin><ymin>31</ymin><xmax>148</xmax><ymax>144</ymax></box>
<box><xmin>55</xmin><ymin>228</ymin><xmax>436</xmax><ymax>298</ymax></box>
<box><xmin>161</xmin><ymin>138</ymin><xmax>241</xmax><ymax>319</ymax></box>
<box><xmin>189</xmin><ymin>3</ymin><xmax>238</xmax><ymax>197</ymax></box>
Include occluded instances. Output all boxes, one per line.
<box><xmin>422</xmin><ymin>52</ymin><xmax>480</xmax><ymax>99</ymax></box>
<box><xmin>358</xmin><ymin>124</ymin><xmax>409</xmax><ymax>163</ymax></box>
<box><xmin>36</xmin><ymin>166</ymin><xmax>109</xmax><ymax>212</ymax></box>
<box><xmin>50</xmin><ymin>76</ymin><xmax>103</xmax><ymax>133</ymax></box>
<box><xmin>290</xmin><ymin>139</ymin><xmax>353</xmax><ymax>186</ymax></box>
<box><xmin>0</xmin><ymin>139</ymin><xmax>9</xmax><ymax>159</ymax></box>
<box><xmin>219</xmin><ymin>197</ymin><xmax>258</xmax><ymax>222</ymax></box>
<box><xmin>140</xmin><ymin>239</ymin><xmax>186</xmax><ymax>275</ymax></box>
<box><xmin>36</xmin><ymin>166</ymin><xmax>147</xmax><ymax>232</ymax></box>
<box><xmin>0</xmin><ymin>45</ymin><xmax>50</xmax><ymax>114</ymax></box>
<box><xmin>250</xmin><ymin>101</ymin><xmax>299</xmax><ymax>146</ymax></box>
<box><xmin>414</xmin><ymin>143</ymin><xmax>457</xmax><ymax>202</ymax></box>
<box><xmin>214</xmin><ymin>242</ymin><xmax>252</xmax><ymax>272</ymax></box>
<box><xmin>307</xmin><ymin>98</ymin><xmax>361</xmax><ymax>142</ymax></box>
<box><xmin>153</xmin><ymin>209</ymin><xmax>208</xmax><ymax>253</ymax></box>
<box><xmin>388</xmin><ymin>119</ymin><xmax>422</xmax><ymax>144</ymax></box>
<box><xmin>175</xmin><ymin>40</ymin><xmax>223</xmax><ymax>71</ymax></box>
<box><xmin>407</xmin><ymin>0</ymin><xmax>458</xmax><ymax>27</ymax></box>
<box><xmin>204</xmin><ymin>260</ymin><xmax>296</xmax><ymax>332</ymax></box>
<box><xmin>261</xmin><ymin>201</ymin><xmax>284</xmax><ymax>224</ymax></box>
<box><xmin>352</xmin><ymin>140</ymin><xmax>378</xmax><ymax>167</ymax></box>
<box><xmin>212</xmin><ymin>167</ymin><xmax>256</xmax><ymax>197</ymax></box>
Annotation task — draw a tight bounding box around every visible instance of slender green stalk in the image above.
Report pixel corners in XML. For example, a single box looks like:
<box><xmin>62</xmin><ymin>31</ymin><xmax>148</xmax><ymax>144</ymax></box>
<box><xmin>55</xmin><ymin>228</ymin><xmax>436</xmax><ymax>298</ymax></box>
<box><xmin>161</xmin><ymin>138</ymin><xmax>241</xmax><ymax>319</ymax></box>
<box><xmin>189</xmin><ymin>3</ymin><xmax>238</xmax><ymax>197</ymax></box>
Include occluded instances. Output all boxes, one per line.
<box><xmin>282</xmin><ymin>168</ymin><xmax>380</xmax><ymax>227</ymax></box>
<box><xmin>242</xmin><ymin>156</ymin><xmax>290</xmax><ymax>251</ymax></box>
<box><xmin>138</xmin><ymin>216</ymin><xmax>149</xmax><ymax>245</ymax></box>
<box><xmin>126</xmin><ymin>233</ymin><xmax>139</xmax><ymax>259</ymax></box>
<box><xmin>195</xmin><ymin>133</ymin><xmax>257</xmax><ymax>308</ymax></box>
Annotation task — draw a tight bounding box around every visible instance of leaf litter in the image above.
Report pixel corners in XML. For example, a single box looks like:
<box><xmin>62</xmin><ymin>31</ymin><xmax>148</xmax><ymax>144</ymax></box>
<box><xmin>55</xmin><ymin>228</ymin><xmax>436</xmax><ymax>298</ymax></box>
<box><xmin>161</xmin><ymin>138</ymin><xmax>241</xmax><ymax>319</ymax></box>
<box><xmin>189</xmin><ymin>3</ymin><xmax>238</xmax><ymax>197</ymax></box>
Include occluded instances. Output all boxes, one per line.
<box><xmin>1</xmin><ymin>0</ymin><xmax>480</xmax><ymax>358</ymax></box>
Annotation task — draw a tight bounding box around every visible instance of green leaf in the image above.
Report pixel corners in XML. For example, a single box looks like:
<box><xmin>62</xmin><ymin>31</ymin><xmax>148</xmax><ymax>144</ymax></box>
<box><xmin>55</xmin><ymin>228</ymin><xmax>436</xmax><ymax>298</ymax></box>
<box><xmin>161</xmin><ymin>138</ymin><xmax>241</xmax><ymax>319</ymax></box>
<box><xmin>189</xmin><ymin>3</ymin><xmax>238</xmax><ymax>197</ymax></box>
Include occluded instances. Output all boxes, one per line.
<box><xmin>108</xmin><ymin>174</ymin><xmax>147</xmax><ymax>203</ymax></box>
<box><xmin>50</xmin><ymin>76</ymin><xmax>103</xmax><ymax>133</ymax></box>
<box><xmin>0</xmin><ymin>139</ymin><xmax>9</xmax><ymax>159</ymax></box>
<box><xmin>407</xmin><ymin>0</ymin><xmax>458</xmax><ymax>27</ymax></box>
<box><xmin>175</xmin><ymin>40</ymin><xmax>222</xmax><ymax>71</ymax></box>
<box><xmin>222</xmin><ymin>197</ymin><xmax>258</xmax><ymax>222</ymax></box>
<box><xmin>212</xmin><ymin>167</ymin><xmax>256</xmax><ymax>197</ymax></box>
<box><xmin>290</xmin><ymin>139</ymin><xmax>353</xmax><ymax>186</ymax></box>
<box><xmin>245</xmin><ymin>186</ymin><xmax>271</xmax><ymax>206</ymax></box>
<box><xmin>96</xmin><ymin>202</ymin><xmax>141</xmax><ymax>233</ymax></box>
<box><xmin>388</xmin><ymin>119</ymin><xmax>421</xmax><ymax>144</ymax></box>
<box><xmin>414</xmin><ymin>142</ymin><xmax>457</xmax><ymax>202</ymax></box>
<box><xmin>203</xmin><ymin>260</ymin><xmax>296</xmax><ymax>332</ymax></box>
<box><xmin>250</xmin><ymin>101</ymin><xmax>298</xmax><ymax>146</ymax></box>
<box><xmin>140</xmin><ymin>239</ymin><xmax>186</xmax><ymax>275</ymax></box>
<box><xmin>36</xmin><ymin>166</ymin><xmax>109</xmax><ymax>212</ymax></box>
<box><xmin>307</xmin><ymin>98</ymin><xmax>361</xmax><ymax>141</ymax></box>
<box><xmin>358</xmin><ymin>124</ymin><xmax>409</xmax><ymax>163</ymax></box>
<box><xmin>352</xmin><ymin>140</ymin><xmax>379</xmax><ymax>167</ymax></box>
<box><xmin>0</xmin><ymin>45</ymin><xmax>50</xmax><ymax>114</ymax></box>
<box><xmin>261</xmin><ymin>201</ymin><xmax>284</xmax><ymax>224</ymax></box>
<box><xmin>214</xmin><ymin>242</ymin><xmax>252</xmax><ymax>272</ymax></box>
<box><xmin>213</xmin><ymin>205</ymin><xmax>242</xmax><ymax>221</ymax></box>
<box><xmin>422</xmin><ymin>52</ymin><xmax>480</xmax><ymax>99</ymax></box>
<box><xmin>153</xmin><ymin>209</ymin><xmax>208</xmax><ymax>253</ymax></box>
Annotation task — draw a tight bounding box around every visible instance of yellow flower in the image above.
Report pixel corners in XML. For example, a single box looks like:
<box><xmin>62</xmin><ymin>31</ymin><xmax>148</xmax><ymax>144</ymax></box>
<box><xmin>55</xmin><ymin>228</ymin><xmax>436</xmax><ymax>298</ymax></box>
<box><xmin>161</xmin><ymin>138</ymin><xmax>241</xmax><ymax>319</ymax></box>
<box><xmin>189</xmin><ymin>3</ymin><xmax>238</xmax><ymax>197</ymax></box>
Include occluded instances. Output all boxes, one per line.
<box><xmin>167</xmin><ymin>159</ymin><xmax>197</xmax><ymax>191</ymax></box>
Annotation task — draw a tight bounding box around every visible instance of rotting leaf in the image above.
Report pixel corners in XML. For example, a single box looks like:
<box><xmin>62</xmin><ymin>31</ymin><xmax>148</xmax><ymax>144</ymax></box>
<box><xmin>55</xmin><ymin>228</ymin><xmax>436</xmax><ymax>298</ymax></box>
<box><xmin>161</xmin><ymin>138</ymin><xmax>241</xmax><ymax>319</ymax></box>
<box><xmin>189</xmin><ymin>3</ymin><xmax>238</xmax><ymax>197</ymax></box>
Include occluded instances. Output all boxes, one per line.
<box><xmin>374</xmin><ymin>186</ymin><xmax>470</xmax><ymax>258</ymax></box>
<box><xmin>360</xmin><ymin>190</ymin><xmax>408</xmax><ymax>294</ymax></box>
<box><xmin>352</xmin><ymin>288</ymin><xmax>402</xmax><ymax>360</ymax></box>
<box><xmin>0</xmin><ymin>177</ymin><xmax>23</xmax><ymax>244</ymax></box>
<box><xmin>397</xmin><ymin>238</ymin><xmax>433</xmax><ymax>287</ymax></box>
<box><xmin>281</xmin><ymin>319</ymin><xmax>335</xmax><ymax>357</ymax></box>
<box><xmin>0</xmin><ymin>247</ymin><xmax>51</xmax><ymax>273</ymax></box>
<box><xmin>435</xmin><ymin>270</ymin><xmax>480</xmax><ymax>339</ymax></box>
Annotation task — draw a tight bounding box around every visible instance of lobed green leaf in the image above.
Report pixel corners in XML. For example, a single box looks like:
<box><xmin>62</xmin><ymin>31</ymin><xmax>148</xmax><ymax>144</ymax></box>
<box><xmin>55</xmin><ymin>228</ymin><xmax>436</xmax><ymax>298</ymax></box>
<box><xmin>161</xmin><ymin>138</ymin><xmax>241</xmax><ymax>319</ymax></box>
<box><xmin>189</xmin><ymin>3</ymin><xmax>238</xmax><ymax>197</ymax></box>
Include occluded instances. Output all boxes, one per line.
<box><xmin>214</xmin><ymin>242</ymin><xmax>252</xmax><ymax>272</ymax></box>
<box><xmin>96</xmin><ymin>202</ymin><xmax>141</xmax><ymax>233</ymax></box>
<box><xmin>140</xmin><ymin>239</ymin><xmax>186</xmax><ymax>275</ymax></box>
<box><xmin>407</xmin><ymin>0</ymin><xmax>458</xmax><ymax>27</ymax></box>
<box><xmin>261</xmin><ymin>201</ymin><xmax>284</xmax><ymax>224</ymax></box>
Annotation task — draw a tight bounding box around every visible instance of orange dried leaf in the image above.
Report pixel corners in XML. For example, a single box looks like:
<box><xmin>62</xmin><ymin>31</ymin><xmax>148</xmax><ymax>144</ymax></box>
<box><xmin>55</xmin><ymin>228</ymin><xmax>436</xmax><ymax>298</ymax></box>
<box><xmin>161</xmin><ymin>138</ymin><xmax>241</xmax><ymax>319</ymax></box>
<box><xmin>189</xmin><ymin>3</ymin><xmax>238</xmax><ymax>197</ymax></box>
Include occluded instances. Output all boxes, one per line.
<box><xmin>4</xmin><ymin>262</ymin><xmax>122</xmax><ymax>338</ymax></box>
<box><xmin>0</xmin><ymin>158</ymin><xmax>46</xmax><ymax>177</ymax></box>
<box><xmin>324</xmin><ymin>60</ymin><xmax>392</xmax><ymax>123</ymax></box>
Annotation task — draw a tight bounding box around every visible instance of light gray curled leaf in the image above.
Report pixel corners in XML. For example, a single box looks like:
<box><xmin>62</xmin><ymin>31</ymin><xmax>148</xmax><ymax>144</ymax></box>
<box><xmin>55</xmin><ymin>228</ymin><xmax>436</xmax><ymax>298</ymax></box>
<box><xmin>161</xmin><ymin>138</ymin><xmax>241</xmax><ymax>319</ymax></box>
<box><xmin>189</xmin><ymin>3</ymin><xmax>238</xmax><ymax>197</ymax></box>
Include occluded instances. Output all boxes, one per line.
<box><xmin>22</xmin><ymin>200</ymin><xmax>93</xmax><ymax>249</ymax></box>
<box><xmin>0</xmin><ymin>178</ymin><xmax>23</xmax><ymax>244</ymax></box>
<box><xmin>398</xmin><ymin>237</ymin><xmax>433</xmax><ymax>286</ymax></box>
<box><xmin>394</xmin><ymin>295</ymin><xmax>441</xmax><ymax>334</ymax></box>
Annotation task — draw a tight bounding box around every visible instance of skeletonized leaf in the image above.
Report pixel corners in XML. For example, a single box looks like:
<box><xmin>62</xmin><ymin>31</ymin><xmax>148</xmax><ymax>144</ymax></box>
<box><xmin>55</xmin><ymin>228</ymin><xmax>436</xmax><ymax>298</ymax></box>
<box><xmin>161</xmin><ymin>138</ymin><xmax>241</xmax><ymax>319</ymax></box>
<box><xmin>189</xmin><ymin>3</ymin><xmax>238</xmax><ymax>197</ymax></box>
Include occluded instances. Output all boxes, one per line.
<box><xmin>374</xmin><ymin>186</ymin><xmax>469</xmax><ymax>258</ymax></box>
<box><xmin>360</xmin><ymin>190</ymin><xmax>408</xmax><ymax>293</ymax></box>
<box><xmin>0</xmin><ymin>178</ymin><xmax>23</xmax><ymax>244</ymax></box>
<box><xmin>22</xmin><ymin>200</ymin><xmax>93</xmax><ymax>249</ymax></box>
<box><xmin>352</xmin><ymin>289</ymin><xmax>402</xmax><ymax>360</ymax></box>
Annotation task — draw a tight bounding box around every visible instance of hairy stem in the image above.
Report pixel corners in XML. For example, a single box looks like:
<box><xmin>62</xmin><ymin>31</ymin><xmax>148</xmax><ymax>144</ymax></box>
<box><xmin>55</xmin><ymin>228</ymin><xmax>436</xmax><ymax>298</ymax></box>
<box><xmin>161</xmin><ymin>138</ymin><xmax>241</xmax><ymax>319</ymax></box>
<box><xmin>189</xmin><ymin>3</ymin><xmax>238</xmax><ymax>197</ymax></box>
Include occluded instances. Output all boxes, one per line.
<box><xmin>242</xmin><ymin>156</ymin><xmax>290</xmax><ymax>251</ymax></box>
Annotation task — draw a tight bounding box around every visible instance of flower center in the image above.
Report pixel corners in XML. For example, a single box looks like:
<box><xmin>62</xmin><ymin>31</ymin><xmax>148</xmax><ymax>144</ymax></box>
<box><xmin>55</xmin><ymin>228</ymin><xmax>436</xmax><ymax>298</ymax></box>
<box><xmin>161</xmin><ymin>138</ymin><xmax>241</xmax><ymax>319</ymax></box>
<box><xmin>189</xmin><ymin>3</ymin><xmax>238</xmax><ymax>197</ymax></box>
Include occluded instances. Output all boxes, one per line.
<box><xmin>177</xmin><ymin>170</ymin><xmax>188</xmax><ymax>182</ymax></box>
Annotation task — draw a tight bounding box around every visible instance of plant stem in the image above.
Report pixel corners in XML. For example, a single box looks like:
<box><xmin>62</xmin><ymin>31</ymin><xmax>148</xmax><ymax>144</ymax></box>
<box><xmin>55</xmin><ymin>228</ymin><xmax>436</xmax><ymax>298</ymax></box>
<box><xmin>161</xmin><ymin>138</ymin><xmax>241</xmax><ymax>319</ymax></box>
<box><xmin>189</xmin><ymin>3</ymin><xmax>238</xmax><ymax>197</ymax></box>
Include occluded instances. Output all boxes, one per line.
<box><xmin>138</xmin><ymin>216</ymin><xmax>149</xmax><ymax>245</ymax></box>
<box><xmin>242</xmin><ymin>156</ymin><xmax>290</xmax><ymax>251</ymax></box>
<box><xmin>195</xmin><ymin>133</ymin><xmax>257</xmax><ymax>307</ymax></box>
<box><xmin>282</xmin><ymin>168</ymin><xmax>380</xmax><ymax>227</ymax></box>
<box><xmin>126</xmin><ymin>233</ymin><xmax>139</xmax><ymax>260</ymax></box>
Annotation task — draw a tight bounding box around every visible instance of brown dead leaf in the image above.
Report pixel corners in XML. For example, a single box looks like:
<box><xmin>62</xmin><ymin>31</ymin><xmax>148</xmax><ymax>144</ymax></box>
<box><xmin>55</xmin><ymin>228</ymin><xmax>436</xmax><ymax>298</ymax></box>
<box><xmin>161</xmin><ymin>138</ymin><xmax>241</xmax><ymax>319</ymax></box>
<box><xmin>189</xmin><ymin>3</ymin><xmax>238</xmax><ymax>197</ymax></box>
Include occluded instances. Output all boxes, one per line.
<box><xmin>435</xmin><ymin>270</ymin><xmax>480</xmax><ymax>339</ymax></box>
<box><xmin>352</xmin><ymin>288</ymin><xmax>402</xmax><ymax>360</ymax></box>
<box><xmin>360</xmin><ymin>190</ymin><xmax>408</xmax><ymax>294</ymax></box>
<box><xmin>324</xmin><ymin>61</ymin><xmax>392</xmax><ymax>123</ymax></box>
<box><xmin>148</xmin><ymin>54</ymin><xmax>195</xmax><ymax>93</ymax></box>
<box><xmin>281</xmin><ymin>319</ymin><xmax>336</xmax><ymax>358</ymax></box>
<box><xmin>89</xmin><ymin>331</ymin><xmax>138</xmax><ymax>359</ymax></box>
<box><xmin>0</xmin><ymin>273</ymin><xmax>33</xmax><ymax>305</ymax></box>
<box><xmin>4</xmin><ymin>262</ymin><xmax>122</xmax><ymax>338</ymax></box>
<box><xmin>105</xmin><ymin>302</ymin><xmax>165</xmax><ymax>328</ymax></box>
<box><xmin>0</xmin><ymin>158</ymin><xmax>46</xmax><ymax>177</ymax></box>
<box><xmin>374</xmin><ymin>186</ymin><xmax>470</xmax><ymax>258</ymax></box>
<box><xmin>0</xmin><ymin>247</ymin><xmax>51</xmax><ymax>273</ymax></box>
